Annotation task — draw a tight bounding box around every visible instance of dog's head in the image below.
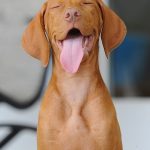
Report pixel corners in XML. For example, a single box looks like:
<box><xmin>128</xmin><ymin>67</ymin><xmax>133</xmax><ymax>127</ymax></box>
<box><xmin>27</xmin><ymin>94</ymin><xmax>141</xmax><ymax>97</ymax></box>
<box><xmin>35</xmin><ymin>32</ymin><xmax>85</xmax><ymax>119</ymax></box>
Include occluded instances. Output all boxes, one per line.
<box><xmin>22</xmin><ymin>0</ymin><xmax>126</xmax><ymax>74</ymax></box>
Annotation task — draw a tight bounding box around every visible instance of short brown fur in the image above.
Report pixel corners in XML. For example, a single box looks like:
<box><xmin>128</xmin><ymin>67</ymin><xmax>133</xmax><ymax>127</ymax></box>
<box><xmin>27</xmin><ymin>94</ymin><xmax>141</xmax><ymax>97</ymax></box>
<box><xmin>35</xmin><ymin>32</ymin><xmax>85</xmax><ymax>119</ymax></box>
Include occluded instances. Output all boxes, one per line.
<box><xmin>22</xmin><ymin>0</ymin><xmax>126</xmax><ymax>149</ymax></box>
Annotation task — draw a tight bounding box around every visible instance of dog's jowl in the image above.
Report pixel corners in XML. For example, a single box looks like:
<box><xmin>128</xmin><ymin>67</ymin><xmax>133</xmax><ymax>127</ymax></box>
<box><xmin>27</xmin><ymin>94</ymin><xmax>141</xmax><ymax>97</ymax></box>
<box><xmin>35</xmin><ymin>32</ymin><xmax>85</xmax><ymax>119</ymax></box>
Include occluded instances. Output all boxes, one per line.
<box><xmin>22</xmin><ymin>0</ymin><xmax>126</xmax><ymax>149</ymax></box>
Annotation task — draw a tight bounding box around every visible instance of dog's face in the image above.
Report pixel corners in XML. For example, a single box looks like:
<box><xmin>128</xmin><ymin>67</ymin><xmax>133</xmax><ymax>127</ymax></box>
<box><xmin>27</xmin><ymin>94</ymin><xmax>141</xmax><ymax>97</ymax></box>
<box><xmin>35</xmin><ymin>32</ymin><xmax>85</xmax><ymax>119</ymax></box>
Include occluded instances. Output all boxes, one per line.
<box><xmin>22</xmin><ymin>0</ymin><xmax>126</xmax><ymax>73</ymax></box>
<box><xmin>46</xmin><ymin>0</ymin><xmax>101</xmax><ymax>40</ymax></box>
<box><xmin>45</xmin><ymin>0</ymin><xmax>102</xmax><ymax>73</ymax></box>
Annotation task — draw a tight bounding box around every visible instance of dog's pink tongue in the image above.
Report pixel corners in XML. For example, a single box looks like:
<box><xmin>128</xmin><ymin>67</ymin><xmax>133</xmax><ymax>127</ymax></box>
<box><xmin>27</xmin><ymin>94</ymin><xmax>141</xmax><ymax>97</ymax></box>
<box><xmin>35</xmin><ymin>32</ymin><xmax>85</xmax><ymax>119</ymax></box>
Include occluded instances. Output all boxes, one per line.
<box><xmin>60</xmin><ymin>36</ymin><xmax>84</xmax><ymax>74</ymax></box>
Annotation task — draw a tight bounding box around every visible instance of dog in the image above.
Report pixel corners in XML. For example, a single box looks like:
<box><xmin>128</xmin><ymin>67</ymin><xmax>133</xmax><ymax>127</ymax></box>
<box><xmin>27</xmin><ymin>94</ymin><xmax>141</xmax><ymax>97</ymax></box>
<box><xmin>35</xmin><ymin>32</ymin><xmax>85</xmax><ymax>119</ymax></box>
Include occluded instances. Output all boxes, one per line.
<box><xmin>22</xmin><ymin>0</ymin><xmax>126</xmax><ymax>149</ymax></box>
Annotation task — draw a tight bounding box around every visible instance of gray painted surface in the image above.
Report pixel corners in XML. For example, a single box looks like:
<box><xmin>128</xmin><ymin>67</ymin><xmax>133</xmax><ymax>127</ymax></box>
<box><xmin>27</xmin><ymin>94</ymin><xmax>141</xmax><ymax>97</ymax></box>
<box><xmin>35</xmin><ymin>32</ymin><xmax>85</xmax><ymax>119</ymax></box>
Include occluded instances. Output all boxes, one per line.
<box><xmin>110</xmin><ymin>0</ymin><xmax>150</xmax><ymax>33</ymax></box>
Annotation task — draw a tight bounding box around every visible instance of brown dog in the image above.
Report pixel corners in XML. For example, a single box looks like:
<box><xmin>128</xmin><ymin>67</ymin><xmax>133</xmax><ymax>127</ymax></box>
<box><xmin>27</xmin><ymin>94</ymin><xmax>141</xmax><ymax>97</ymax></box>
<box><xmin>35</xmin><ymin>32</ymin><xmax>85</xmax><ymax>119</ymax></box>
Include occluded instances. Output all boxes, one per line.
<box><xmin>22</xmin><ymin>0</ymin><xmax>126</xmax><ymax>149</ymax></box>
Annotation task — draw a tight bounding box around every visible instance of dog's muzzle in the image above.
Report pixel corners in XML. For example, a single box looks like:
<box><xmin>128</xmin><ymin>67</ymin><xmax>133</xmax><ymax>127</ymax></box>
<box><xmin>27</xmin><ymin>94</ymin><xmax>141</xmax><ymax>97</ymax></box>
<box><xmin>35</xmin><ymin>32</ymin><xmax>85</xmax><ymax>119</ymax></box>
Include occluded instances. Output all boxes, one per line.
<box><xmin>56</xmin><ymin>28</ymin><xmax>94</xmax><ymax>74</ymax></box>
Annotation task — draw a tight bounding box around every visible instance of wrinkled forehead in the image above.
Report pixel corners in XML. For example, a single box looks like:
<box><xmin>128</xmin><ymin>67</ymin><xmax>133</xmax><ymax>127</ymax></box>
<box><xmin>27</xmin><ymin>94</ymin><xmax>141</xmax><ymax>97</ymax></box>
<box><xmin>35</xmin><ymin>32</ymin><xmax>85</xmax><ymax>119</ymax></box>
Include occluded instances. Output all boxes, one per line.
<box><xmin>47</xmin><ymin>0</ymin><xmax>98</xmax><ymax>6</ymax></box>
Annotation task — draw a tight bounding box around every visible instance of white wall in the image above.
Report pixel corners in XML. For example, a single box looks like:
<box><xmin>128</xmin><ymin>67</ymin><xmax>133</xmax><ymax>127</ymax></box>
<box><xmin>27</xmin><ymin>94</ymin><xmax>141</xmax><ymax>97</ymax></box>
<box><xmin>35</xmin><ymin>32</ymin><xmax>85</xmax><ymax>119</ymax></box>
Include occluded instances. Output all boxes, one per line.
<box><xmin>114</xmin><ymin>98</ymin><xmax>150</xmax><ymax>150</ymax></box>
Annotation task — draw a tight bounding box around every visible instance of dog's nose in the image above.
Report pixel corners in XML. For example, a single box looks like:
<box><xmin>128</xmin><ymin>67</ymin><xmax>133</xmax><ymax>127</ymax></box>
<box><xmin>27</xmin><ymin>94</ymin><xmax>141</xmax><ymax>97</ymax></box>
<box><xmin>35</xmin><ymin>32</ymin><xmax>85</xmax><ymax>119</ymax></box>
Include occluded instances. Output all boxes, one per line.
<box><xmin>64</xmin><ymin>8</ymin><xmax>80</xmax><ymax>22</ymax></box>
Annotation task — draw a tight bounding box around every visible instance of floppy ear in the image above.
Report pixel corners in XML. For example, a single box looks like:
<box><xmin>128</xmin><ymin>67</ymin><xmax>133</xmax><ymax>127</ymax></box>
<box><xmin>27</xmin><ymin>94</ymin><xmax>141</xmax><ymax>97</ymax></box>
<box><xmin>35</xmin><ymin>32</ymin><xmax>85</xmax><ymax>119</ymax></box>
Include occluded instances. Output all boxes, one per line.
<box><xmin>22</xmin><ymin>2</ymin><xmax>50</xmax><ymax>67</ymax></box>
<box><xmin>98</xmin><ymin>0</ymin><xmax>127</xmax><ymax>57</ymax></box>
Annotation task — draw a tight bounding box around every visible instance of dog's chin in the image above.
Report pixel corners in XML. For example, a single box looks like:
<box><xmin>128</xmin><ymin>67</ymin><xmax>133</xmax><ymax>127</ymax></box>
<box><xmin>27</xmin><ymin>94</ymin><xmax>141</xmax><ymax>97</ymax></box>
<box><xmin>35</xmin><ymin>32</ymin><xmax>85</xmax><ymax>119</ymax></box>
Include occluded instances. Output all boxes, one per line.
<box><xmin>56</xmin><ymin>28</ymin><xmax>94</xmax><ymax>53</ymax></box>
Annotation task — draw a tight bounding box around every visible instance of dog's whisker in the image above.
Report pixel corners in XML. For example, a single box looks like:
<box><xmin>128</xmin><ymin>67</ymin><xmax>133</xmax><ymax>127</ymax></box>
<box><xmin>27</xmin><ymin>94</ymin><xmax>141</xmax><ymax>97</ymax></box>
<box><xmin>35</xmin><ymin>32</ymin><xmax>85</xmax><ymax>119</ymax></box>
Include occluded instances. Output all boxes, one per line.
<box><xmin>56</xmin><ymin>40</ymin><xmax>63</xmax><ymax>50</ymax></box>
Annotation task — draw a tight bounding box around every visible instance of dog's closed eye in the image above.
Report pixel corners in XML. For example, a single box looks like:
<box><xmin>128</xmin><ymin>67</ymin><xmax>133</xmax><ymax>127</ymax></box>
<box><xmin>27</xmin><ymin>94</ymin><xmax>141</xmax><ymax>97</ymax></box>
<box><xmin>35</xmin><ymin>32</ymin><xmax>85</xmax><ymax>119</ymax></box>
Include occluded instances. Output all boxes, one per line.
<box><xmin>83</xmin><ymin>2</ymin><xmax>93</xmax><ymax>5</ymax></box>
<box><xmin>82</xmin><ymin>1</ymin><xmax>94</xmax><ymax>5</ymax></box>
<box><xmin>50</xmin><ymin>4</ymin><xmax>62</xmax><ymax>9</ymax></box>
<box><xmin>50</xmin><ymin>6</ymin><xmax>61</xmax><ymax>9</ymax></box>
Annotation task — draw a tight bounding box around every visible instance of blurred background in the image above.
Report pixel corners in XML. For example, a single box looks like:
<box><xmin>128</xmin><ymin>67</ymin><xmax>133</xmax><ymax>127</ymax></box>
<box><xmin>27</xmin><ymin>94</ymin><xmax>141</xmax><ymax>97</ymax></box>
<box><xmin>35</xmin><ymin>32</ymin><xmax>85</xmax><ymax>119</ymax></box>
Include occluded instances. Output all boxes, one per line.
<box><xmin>0</xmin><ymin>0</ymin><xmax>150</xmax><ymax>150</ymax></box>
<box><xmin>110</xmin><ymin>0</ymin><xmax>150</xmax><ymax>97</ymax></box>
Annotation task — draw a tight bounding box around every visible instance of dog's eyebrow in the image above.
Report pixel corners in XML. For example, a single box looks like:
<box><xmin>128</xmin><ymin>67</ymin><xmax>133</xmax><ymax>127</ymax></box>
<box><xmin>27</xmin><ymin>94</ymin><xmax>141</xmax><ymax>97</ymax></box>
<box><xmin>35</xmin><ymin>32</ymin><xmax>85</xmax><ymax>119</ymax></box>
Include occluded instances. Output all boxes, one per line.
<box><xmin>82</xmin><ymin>0</ymin><xmax>96</xmax><ymax>3</ymax></box>
<box><xmin>48</xmin><ymin>1</ymin><xmax>62</xmax><ymax>6</ymax></box>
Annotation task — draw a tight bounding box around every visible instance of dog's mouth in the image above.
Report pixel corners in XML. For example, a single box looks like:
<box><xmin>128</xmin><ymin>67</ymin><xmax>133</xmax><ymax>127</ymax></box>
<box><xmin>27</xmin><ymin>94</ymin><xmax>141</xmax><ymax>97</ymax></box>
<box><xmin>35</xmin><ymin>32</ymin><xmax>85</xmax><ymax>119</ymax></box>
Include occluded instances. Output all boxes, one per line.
<box><xmin>56</xmin><ymin>28</ymin><xmax>94</xmax><ymax>74</ymax></box>
<box><xmin>57</xmin><ymin>28</ymin><xmax>94</xmax><ymax>51</ymax></box>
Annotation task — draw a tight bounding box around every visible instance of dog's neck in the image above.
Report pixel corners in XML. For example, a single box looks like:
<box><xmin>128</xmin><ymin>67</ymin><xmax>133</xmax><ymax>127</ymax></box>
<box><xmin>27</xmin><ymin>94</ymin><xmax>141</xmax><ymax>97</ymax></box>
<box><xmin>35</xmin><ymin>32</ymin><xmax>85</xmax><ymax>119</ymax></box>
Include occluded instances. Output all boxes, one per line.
<box><xmin>49</xmin><ymin>43</ymin><xmax>105</xmax><ymax>106</ymax></box>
